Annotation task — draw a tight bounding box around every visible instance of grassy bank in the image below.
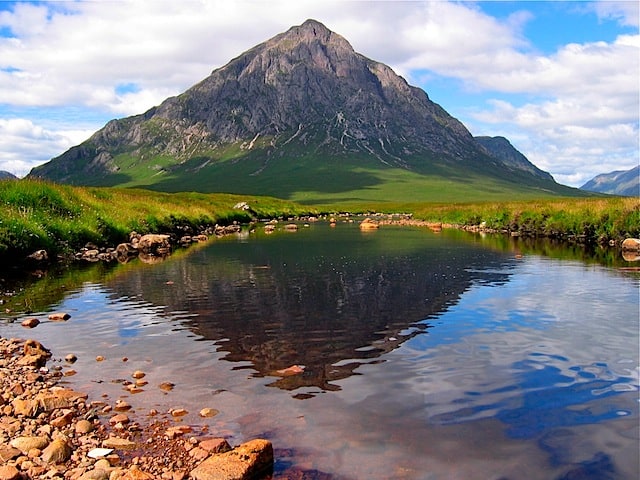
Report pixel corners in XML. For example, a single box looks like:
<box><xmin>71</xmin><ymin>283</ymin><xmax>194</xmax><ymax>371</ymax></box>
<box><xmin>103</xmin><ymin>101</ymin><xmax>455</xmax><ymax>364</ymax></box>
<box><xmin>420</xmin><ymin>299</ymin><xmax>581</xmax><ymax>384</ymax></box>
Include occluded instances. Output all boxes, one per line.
<box><xmin>413</xmin><ymin>198</ymin><xmax>639</xmax><ymax>243</ymax></box>
<box><xmin>0</xmin><ymin>179</ymin><xmax>316</xmax><ymax>263</ymax></box>
<box><xmin>332</xmin><ymin>197</ymin><xmax>639</xmax><ymax>244</ymax></box>
<box><xmin>1</xmin><ymin>179</ymin><xmax>638</xmax><ymax>264</ymax></box>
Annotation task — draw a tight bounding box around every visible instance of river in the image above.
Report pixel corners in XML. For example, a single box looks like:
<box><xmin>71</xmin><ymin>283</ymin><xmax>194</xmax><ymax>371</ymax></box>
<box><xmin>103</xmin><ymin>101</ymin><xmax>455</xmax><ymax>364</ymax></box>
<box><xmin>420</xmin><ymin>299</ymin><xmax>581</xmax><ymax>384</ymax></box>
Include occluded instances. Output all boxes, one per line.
<box><xmin>1</xmin><ymin>222</ymin><xmax>638</xmax><ymax>479</ymax></box>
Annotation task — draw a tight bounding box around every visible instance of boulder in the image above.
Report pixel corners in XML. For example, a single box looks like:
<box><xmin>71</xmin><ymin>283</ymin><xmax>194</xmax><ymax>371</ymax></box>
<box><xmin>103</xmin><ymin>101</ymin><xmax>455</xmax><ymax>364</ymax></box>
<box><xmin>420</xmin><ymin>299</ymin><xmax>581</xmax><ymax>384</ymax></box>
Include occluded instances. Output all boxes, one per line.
<box><xmin>11</xmin><ymin>398</ymin><xmax>39</xmax><ymax>417</ymax></box>
<box><xmin>10</xmin><ymin>436</ymin><xmax>50</xmax><ymax>454</ymax></box>
<box><xmin>23</xmin><ymin>339</ymin><xmax>51</xmax><ymax>357</ymax></box>
<box><xmin>359</xmin><ymin>218</ymin><xmax>379</xmax><ymax>230</ymax></box>
<box><xmin>102</xmin><ymin>437</ymin><xmax>137</xmax><ymax>450</ymax></box>
<box><xmin>0</xmin><ymin>446</ymin><xmax>21</xmax><ymax>463</ymax></box>
<box><xmin>37</xmin><ymin>388</ymin><xmax>87</xmax><ymax>411</ymax></box>
<box><xmin>21</xmin><ymin>318</ymin><xmax>40</xmax><ymax>328</ymax></box>
<box><xmin>18</xmin><ymin>339</ymin><xmax>51</xmax><ymax>367</ymax></box>
<box><xmin>81</xmin><ymin>249</ymin><xmax>100</xmax><ymax>261</ymax></box>
<box><xmin>198</xmin><ymin>438</ymin><xmax>231</xmax><ymax>453</ymax></box>
<box><xmin>190</xmin><ymin>439</ymin><xmax>273</xmax><ymax>480</ymax></box>
<box><xmin>136</xmin><ymin>234</ymin><xmax>171</xmax><ymax>254</ymax></box>
<box><xmin>27</xmin><ymin>249</ymin><xmax>48</xmax><ymax>261</ymax></box>
<box><xmin>115</xmin><ymin>243</ymin><xmax>139</xmax><ymax>263</ymax></box>
<box><xmin>621</xmin><ymin>238</ymin><xmax>640</xmax><ymax>251</ymax></box>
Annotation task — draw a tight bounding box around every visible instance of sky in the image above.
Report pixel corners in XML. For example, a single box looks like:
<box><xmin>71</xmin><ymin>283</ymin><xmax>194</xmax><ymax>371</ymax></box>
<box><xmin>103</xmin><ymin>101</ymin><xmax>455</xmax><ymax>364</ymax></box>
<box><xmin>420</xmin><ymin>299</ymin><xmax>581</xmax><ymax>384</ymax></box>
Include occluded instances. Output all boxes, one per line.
<box><xmin>0</xmin><ymin>0</ymin><xmax>638</xmax><ymax>187</ymax></box>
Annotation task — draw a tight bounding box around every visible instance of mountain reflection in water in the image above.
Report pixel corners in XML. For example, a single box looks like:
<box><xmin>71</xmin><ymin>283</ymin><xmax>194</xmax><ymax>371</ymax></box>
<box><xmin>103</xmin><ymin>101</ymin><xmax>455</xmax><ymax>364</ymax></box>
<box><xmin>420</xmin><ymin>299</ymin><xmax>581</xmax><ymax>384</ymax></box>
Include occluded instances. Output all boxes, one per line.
<box><xmin>104</xmin><ymin>224</ymin><xmax>515</xmax><ymax>392</ymax></box>
<box><xmin>2</xmin><ymin>222</ymin><xmax>638</xmax><ymax>479</ymax></box>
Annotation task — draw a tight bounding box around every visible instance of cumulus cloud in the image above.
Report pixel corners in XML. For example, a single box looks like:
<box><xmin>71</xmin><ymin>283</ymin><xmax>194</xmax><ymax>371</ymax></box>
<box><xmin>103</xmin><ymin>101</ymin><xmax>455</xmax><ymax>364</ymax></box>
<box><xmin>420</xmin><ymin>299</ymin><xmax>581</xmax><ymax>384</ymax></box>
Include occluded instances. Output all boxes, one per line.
<box><xmin>0</xmin><ymin>0</ymin><xmax>637</xmax><ymax>186</ymax></box>
<box><xmin>0</xmin><ymin>118</ymin><xmax>91</xmax><ymax>177</ymax></box>
<box><xmin>592</xmin><ymin>0</ymin><xmax>640</xmax><ymax>27</ymax></box>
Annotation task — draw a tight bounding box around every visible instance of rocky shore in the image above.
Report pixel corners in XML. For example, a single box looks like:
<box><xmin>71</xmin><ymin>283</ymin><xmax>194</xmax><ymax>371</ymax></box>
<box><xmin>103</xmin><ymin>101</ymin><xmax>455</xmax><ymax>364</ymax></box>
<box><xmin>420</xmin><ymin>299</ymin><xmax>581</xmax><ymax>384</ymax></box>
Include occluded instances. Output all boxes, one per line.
<box><xmin>0</xmin><ymin>336</ymin><xmax>273</xmax><ymax>480</ymax></box>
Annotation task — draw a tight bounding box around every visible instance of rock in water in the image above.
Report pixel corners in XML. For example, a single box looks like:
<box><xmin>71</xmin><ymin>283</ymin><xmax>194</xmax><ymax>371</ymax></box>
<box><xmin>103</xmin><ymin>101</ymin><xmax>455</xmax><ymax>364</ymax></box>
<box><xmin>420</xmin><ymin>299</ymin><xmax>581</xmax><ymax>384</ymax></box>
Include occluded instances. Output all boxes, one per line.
<box><xmin>190</xmin><ymin>439</ymin><xmax>273</xmax><ymax>480</ymax></box>
<box><xmin>621</xmin><ymin>238</ymin><xmax>640</xmax><ymax>251</ymax></box>
<box><xmin>136</xmin><ymin>234</ymin><xmax>171</xmax><ymax>254</ymax></box>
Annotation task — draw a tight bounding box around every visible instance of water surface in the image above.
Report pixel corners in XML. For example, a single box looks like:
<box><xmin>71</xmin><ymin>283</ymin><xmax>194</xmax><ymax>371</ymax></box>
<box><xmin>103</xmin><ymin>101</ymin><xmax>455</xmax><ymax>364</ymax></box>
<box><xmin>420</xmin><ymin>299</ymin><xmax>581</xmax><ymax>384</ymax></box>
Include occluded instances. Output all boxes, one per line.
<box><xmin>1</xmin><ymin>223</ymin><xmax>638</xmax><ymax>479</ymax></box>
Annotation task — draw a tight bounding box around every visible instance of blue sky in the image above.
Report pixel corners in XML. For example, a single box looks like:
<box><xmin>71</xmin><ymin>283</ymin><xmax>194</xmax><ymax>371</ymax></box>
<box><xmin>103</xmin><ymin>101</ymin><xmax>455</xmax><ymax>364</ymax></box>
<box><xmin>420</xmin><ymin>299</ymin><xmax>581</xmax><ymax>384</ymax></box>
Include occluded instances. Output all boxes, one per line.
<box><xmin>0</xmin><ymin>0</ymin><xmax>637</xmax><ymax>187</ymax></box>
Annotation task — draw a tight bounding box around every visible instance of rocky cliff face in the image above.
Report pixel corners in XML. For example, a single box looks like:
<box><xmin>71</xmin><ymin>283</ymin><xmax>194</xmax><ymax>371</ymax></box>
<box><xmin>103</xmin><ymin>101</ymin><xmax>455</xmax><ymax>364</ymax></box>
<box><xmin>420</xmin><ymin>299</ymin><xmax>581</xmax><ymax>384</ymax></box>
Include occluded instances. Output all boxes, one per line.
<box><xmin>29</xmin><ymin>19</ymin><xmax>556</xmax><ymax>192</ymax></box>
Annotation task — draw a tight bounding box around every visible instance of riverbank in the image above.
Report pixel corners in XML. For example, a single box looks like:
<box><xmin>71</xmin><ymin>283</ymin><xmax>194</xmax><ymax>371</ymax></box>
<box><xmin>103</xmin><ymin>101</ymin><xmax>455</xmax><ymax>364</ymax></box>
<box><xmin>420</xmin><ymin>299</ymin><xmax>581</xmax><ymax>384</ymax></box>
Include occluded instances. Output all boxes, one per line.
<box><xmin>0</xmin><ymin>336</ymin><xmax>273</xmax><ymax>480</ymax></box>
<box><xmin>0</xmin><ymin>179</ymin><xmax>316</xmax><ymax>266</ymax></box>
<box><xmin>1</xmin><ymin>179</ymin><xmax>638</xmax><ymax>267</ymax></box>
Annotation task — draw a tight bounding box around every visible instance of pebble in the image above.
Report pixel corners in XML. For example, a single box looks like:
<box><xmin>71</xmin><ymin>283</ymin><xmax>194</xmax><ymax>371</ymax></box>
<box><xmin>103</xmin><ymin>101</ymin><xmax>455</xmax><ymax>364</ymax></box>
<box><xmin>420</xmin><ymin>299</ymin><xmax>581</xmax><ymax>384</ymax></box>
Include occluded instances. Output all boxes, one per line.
<box><xmin>41</xmin><ymin>438</ymin><xmax>72</xmax><ymax>463</ymax></box>
<box><xmin>109</xmin><ymin>413</ymin><xmax>130</xmax><ymax>425</ymax></box>
<box><xmin>75</xmin><ymin>419</ymin><xmax>94</xmax><ymax>434</ymax></box>
<box><xmin>114</xmin><ymin>400</ymin><xmax>132</xmax><ymax>411</ymax></box>
<box><xmin>199</xmin><ymin>408</ymin><xmax>219</xmax><ymax>418</ymax></box>
<box><xmin>159</xmin><ymin>382</ymin><xmax>175</xmax><ymax>392</ymax></box>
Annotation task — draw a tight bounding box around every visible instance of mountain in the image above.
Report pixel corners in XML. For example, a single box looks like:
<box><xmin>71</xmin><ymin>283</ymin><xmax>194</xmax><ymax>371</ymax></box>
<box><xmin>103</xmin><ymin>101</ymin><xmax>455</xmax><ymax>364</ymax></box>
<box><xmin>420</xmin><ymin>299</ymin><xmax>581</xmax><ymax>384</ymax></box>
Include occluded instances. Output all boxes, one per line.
<box><xmin>580</xmin><ymin>165</ymin><xmax>639</xmax><ymax>196</ymax></box>
<box><xmin>28</xmin><ymin>19</ymin><xmax>580</xmax><ymax>203</ymax></box>
<box><xmin>0</xmin><ymin>171</ymin><xmax>17</xmax><ymax>180</ymax></box>
<box><xmin>474</xmin><ymin>136</ymin><xmax>554</xmax><ymax>182</ymax></box>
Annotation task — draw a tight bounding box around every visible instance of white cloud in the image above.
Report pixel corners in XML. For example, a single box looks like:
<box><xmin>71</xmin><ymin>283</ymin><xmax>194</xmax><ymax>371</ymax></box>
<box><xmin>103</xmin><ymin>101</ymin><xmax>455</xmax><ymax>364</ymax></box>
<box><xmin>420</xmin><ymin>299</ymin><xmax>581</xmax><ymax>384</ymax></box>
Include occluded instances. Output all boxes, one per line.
<box><xmin>0</xmin><ymin>118</ymin><xmax>92</xmax><ymax>176</ymax></box>
<box><xmin>593</xmin><ymin>0</ymin><xmax>640</xmax><ymax>27</ymax></box>
<box><xmin>0</xmin><ymin>0</ymin><xmax>637</xmax><ymax>186</ymax></box>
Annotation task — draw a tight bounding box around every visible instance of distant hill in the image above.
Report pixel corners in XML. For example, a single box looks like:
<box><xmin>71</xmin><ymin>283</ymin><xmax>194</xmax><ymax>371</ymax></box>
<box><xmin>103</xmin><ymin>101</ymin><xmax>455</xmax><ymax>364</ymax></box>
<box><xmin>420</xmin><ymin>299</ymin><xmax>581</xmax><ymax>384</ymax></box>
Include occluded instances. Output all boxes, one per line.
<box><xmin>581</xmin><ymin>165</ymin><xmax>639</xmax><ymax>197</ymax></box>
<box><xmin>28</xmin><ymin>19</ymin><xmax>583</xmax><ymax>203</ymax></box>
<box><xmin>475</xmin><ymin>136</ymin><xmax>554</xmax><ymax>182</ymax></box>
<box><xmin>0</xmin><ymin>171</ymin><xmax>17</xmax><ymax>180</ymax></box>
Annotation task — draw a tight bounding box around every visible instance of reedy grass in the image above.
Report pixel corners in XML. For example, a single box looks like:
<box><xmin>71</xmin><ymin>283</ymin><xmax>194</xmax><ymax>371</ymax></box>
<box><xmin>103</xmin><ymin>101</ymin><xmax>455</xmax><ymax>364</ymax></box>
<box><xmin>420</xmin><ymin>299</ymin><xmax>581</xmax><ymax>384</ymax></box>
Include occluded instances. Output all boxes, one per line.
<box><xmin>0</xmin><ymin>179</ymin><xmax>316</xmax><ymax>262</ymax></box>
<box><xmin>325</xmin><ymin>197</ymin><xmax>640</xmax><ymax>243</ymax></box>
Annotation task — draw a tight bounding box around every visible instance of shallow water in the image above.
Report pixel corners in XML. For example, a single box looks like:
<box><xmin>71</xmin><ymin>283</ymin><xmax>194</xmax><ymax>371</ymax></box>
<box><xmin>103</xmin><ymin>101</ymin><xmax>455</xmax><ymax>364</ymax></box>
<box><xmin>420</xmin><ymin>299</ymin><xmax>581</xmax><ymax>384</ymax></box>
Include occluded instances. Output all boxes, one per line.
<box><xmin>2</xmin><ymin>224</ymin><xmax>638</xmax><ymax>479</ymax></box>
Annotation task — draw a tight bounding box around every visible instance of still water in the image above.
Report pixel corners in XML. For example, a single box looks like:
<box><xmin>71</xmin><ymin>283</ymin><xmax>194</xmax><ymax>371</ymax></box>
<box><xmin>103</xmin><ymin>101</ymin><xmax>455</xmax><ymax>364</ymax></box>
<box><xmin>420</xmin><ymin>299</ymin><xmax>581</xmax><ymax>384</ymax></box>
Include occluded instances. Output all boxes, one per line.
<box><xmin>2</xmin><ymin>223</ymin><xmax>639</xmax><ymax>479</ymax></box>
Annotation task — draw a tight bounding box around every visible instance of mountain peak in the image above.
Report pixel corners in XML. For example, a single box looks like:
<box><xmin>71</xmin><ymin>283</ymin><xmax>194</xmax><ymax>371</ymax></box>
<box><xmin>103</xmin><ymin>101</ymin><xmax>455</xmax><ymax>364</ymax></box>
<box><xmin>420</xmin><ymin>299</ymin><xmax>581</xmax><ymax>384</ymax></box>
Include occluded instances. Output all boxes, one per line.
<box><xmin>280</xmin><ymin>19</ymin><xmax>342</xmax><ymax>45</ymax></box>
<box><xmin>295</xmin><ymin>19</ymin><xmax>333</xmax><ymax>35</ymax></box>
<box><xmin>28</xmin><ymin>20</ymin><xmax>565</xmax><ymax>199</ymax></box>
<box><xmin>257</xmin><ymin>19</ymin><xmax>356</xmax><ymax>77</ymax></box>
